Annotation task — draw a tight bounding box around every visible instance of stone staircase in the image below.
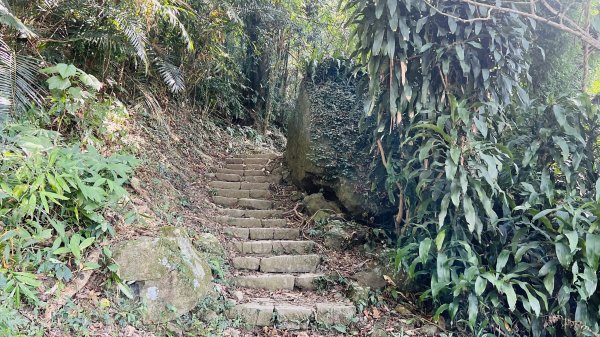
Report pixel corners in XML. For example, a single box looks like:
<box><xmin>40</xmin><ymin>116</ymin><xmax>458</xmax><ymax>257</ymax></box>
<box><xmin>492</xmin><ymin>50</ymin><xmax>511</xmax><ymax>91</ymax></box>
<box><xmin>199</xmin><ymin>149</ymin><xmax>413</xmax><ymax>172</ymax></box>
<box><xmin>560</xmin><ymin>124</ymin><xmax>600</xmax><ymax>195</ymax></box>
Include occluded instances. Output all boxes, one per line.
<box><xmin>210</xmin><ymin>153</ymin><xmax>356</xmax><ymax>331</ymax></box>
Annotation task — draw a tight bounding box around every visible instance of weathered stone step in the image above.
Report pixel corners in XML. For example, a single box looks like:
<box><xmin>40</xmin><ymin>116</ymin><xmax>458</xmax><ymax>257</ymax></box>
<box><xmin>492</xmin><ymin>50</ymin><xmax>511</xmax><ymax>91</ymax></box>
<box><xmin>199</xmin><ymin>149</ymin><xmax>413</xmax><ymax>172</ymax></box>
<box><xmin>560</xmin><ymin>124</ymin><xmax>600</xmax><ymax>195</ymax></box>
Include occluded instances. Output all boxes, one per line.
<box><xmin>226</xmin><ymin>158</ymin><xmax>270</xmax><ymax>165</ymax></box>
<box><xmin>216</xmin><ymin>168</ymin><xmax>267</xmax><ymax>176</ymax></box>
<box><xmin>231</xmin><ymin>273</ymin><xmax>322</xmax><ymax>290</ymax></box>
<box><xmin>214</xmin><ymin>173</ymin><xmax>279</xmax><ymax>183</ymax></box>
<box><xmin>231</xmin><ymin>254</ymin><xmax>320</xmax><ymax>273</ymax></box>
<box><xmin>214</xmin><ymin>189</ymin><xmax>269</xmax><ymax>199</ymax></box>
<box><xmin>226</xmin><ymin>164</ymin><xmax>264</xmax><ymax>170</ymax></box>
<box><xmin>219</xmin><ymin>209</ymin><xmax>283</xmax><ymax>219</ymax></box>
<box><xmin>232</xmin><ymin>240</ymin><xmax>315</xmax><ymax>255</ymax></box>
<box><xmin>233</xmin><ymin>153</ymin><xmax>279</xmax><ymax>159</ymax></box>
<box><xmin>213</xmin><ymin>196</ymin><xmax>273</xmax><ymax>210</ymax></box>
<box><xmin>226</xmin><ymin>301</ymin><xmax>355</xmax><ymax>328</ymax></box>
<box><xmin>209</xmin><ymin>181</ymin><xmax>271</xmax><ymax>190</ymax></box>
<box><xmin>224</xmin><ymin>227</ymin><xmax>299</xmax><ymax>240</ymax></box>
<box><xmin>216</xmin><ymin>216</ymin><xmax>287</xmax><ymax>228</ymax></box>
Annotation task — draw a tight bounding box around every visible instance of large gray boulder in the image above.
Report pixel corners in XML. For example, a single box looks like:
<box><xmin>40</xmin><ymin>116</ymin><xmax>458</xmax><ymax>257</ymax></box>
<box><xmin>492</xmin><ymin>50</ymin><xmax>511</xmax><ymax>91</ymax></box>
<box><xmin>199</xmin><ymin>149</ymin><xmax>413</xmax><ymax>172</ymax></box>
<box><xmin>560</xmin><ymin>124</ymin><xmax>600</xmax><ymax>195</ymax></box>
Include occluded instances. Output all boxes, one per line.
<box><xmin>113</xmin><ymin>227</ymin><xmax>213</xmax><ymax>322</ymax></box>
<box><xmin>286</xmin><ymin>60</ymin><xmax>394</xmax><ymax>223</ymax></box>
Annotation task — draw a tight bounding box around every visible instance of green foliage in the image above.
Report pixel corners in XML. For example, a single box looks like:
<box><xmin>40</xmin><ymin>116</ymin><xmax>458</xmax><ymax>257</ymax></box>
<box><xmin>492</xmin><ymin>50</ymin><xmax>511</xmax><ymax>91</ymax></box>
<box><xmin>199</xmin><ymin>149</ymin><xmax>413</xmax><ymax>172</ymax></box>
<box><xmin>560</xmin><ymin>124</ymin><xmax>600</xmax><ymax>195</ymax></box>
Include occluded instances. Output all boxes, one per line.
<box><xmin>0</xmin><ymin>64</ymin><xmax>137</xmax><ymax>314</ymax></box>
<box><xmin>345</xmin><ymin>0</ymin><xmax>600</xmax><ymax>335</ymax></box>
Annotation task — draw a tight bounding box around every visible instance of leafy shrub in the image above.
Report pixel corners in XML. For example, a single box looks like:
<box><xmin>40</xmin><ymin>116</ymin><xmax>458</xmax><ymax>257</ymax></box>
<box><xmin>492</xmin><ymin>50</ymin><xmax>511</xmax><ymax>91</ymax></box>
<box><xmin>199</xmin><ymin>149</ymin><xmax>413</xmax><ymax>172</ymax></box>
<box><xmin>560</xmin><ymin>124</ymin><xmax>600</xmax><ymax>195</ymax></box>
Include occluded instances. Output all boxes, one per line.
<box><xmin>0</xmin><ymin>125</ymin><xmax>136</xmax><ymax>298</ymax></box>
<box><xmin>0</xmin><ymin>65</ymin><xmax>137</xmax><ymax>309</ymax></box>
<box><xmin>393</xmin><ymin>94</ymin><xmax>600</xmax><ymax>335</ymax></box>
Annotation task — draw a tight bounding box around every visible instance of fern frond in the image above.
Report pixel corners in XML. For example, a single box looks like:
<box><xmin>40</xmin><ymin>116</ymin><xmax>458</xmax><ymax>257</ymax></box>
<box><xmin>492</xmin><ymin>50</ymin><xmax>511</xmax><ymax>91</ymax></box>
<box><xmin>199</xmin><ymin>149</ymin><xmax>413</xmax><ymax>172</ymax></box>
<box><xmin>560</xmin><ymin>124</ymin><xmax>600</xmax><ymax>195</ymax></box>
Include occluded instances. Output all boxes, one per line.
<box><xmin>154</xmin><ymin>57</ymin><xmax>185</xmax><ymax>93</ymax></box>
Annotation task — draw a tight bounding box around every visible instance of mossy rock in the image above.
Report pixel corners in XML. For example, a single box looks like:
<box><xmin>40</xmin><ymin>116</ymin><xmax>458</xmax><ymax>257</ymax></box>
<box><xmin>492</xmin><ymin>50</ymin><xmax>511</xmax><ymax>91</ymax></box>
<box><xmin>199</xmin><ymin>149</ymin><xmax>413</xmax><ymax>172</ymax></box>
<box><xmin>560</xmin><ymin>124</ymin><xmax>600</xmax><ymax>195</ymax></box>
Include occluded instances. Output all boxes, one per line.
<box><xmin>286</xmin><ymin>61</ymin><xmax>395</xmax><ymax>225</ymax></box>
<box><xmin>112</xmin><ymin>227</ymin><xmax>213</xmax><ymax>322</ymax></box>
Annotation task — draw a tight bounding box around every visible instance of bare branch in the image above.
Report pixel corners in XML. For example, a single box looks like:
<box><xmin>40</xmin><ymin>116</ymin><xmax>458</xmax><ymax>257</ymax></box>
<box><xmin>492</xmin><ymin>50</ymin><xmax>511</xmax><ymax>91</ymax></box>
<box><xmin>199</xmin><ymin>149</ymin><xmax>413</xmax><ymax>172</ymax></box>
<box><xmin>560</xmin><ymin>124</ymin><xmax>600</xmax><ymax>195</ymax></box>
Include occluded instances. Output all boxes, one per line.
<box><xmin>456</xmin><ymin>0</ymin><xmax>600</xmax><ymax>52</ymax></box>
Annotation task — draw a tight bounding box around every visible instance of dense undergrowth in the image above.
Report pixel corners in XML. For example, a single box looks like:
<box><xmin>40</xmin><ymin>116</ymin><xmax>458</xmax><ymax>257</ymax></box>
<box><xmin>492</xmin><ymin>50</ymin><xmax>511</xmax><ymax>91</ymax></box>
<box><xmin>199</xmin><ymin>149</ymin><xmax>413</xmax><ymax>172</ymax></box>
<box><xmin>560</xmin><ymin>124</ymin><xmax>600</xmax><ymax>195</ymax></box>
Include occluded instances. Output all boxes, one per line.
<box><xmin>344</xmin><ymin>0</ymin><xmax>600</xmax><ymax>335</ymax></box>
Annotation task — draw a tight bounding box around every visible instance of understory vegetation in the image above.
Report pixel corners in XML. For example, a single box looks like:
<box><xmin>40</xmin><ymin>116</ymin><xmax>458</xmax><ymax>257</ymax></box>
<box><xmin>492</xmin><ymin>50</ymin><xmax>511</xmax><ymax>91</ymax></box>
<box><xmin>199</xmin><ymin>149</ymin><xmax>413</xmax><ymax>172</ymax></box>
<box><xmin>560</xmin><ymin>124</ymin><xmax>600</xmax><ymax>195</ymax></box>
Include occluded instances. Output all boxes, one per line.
<box><xmin>2</xmin><ymin>0</ymin><xmax>600</xmax><ymax>336</ymax></box>
<box><xmin>344</xmin><ymin>0</ymin><xmax>600</xmax><ymax>335</ymax></box>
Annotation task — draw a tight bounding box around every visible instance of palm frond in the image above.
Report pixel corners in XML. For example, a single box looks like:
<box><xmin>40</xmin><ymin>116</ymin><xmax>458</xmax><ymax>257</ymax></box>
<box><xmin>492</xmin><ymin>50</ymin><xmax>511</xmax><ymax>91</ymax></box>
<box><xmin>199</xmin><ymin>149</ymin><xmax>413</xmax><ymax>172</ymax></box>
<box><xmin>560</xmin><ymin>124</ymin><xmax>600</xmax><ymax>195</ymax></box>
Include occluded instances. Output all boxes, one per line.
<box><xmin>154</xmin><ymin>57</ymin><xmax>185</xmax><ymax>93</ymax></box>
<box><xmin>0</xmin><ymin>39</ymin><xmax>45</xmax><ymax>120</ymax></box>
<box><xmin>0</xmin><ymin>0</ymin><xmax>36</xmax><ymax>38</ymax></box>
<box><xmin>113</xmin><ymin>13</ymin><xmax>149</xmax><ymax>71</ymax></box>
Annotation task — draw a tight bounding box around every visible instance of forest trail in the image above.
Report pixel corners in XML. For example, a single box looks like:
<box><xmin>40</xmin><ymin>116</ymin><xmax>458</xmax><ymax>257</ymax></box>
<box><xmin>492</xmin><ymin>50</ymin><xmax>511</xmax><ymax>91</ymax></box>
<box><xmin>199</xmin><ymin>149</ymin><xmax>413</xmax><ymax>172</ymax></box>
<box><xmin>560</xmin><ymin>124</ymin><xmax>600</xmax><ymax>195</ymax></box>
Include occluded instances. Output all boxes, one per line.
<box><xmin>209</xmin><ymin>153</ymin><xmax>357</xmax><ymax>332</ymax></box>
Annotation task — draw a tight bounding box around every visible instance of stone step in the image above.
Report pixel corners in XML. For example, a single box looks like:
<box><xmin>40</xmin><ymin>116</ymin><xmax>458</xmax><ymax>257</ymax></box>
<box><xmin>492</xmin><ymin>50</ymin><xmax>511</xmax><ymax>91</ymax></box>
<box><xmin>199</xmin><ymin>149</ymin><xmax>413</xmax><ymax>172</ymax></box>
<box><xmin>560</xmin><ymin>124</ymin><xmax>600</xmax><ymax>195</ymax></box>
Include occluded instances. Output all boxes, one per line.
<box><xmin>214</xmin><ymin>174</ymin><xmax>278</xmax><ymax>183</ymax></box>
<box><xmin>224</xmin><ymin>227</ymin><xmax>299</xmax><ymax>240</ymax></box>
<box><xmin>232</xmin><ymin>240</ymin><xmax>315</xmax><ymax>255</ymax></box>
<box><xmin>216</xmin><ymin>216</ymin><xmax>287</xmax><ymax>228</ymax></box>
<box><xmin>214</xmin><ymin>189</ymin><xmax>270</xmax><ymax>199</ymax></box>
<box><xmin>226</xmin><ymin>164</ymin><xmax>264</xmax><ymax>170</ymax></box>
<box><xmin>233</xmin><ymin>273</ymin><xmax>295</xmax><ymax>290</ymax></box>
<box><xmin>216</xmin><ymin>168</ymin><xmax>267</xmax><ymax>176</ymax></box>
<box><xmin>226</xmin><ymin>301</ymin><xmax>355</xmax><ymax>328</ymax></box>
<box><xmin>209</xmin><ymin>181</ymin><xmax>271</xmax><ymax>190</ymax></box>
<box><xmin>226</xmin><ymin>158</ymin><xmax>270</xmax><ymax>165</ymax></box>
<box><xmin>219</xmin><ymin>209</ymin><xmax>283</xmax><ymax>219</ymax></box>
<box><xmin>231</xmin><ymin>254</ymin><xmax>320</xmax><ymax>273</ymax></box>
<box><xmin>213</xmin><ymin>196</ymin><xmax>273</xmax><ymax>210</ymax></box>
<box><xmin>233</xmin><ymin>153</ymin><xmax>279</xmax><ymax>159</ymax></box>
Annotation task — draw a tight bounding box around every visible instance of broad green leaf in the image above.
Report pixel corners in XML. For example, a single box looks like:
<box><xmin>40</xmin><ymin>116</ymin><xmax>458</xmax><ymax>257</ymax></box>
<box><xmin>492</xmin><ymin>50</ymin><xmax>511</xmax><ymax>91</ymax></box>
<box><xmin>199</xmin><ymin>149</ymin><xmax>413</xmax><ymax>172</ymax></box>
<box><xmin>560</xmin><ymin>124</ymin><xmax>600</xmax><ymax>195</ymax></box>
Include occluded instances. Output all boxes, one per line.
<box><xmin>475</xmin><ymin>276</ymin><xmax>487</xmax><ymax>296</ymax></box>
<box><xmin>47</xmin><ymin>75</ymin><xmax>71</xmax><ymax>90</ymax></box>
<box><xmin>565</xmin><ymin>231</ymin><xmax>578</xmax><ymax>253</ymax></box>
<box><xmin>496</xmin><ymin>250</ymin><xmax>510</xmax><ymax>272</ymax></box>
<box><xmin>435</xmin><ymin>230</ymin><xmax>446</xmax><ymax>251</ymax></box>
<box><xmin>503</xmin><ymin>283</ymin><xmax>517</xmax><ymax>311</ymax></box>
<box><xmin>544</xmin><ymin>272</ymin><xmax>555</xmax><ymax>295</ymax></box>
<box><xmin>373</xmin><ymin>27</ymin><xmax>384</xmax><ymax>55</ymax></box>
<box><xmin>555</xmin><ymin>242</ymin><xmax>572</xmax><ymax>267</ymax></box>
<box><xmin>79</xmin><ymin>73</ymin><xmax>102</xmax><ymax>91</ymax></box>
<box><xmin>463</xmin><ymin>195</ymin><xmax>477</xmax><ymax>233</ymax></box>
<box><xmin>438</xmin><ymin>194</ymin><xmax>450</xmax><ymax>229</ymax></box>
<box><xmin>419</xmin><ymin>238</ymin><xmax>432</xmax><ymax>264</ymax></box>
<box><xmin>586</xmin><ymin>234</ymin><xmax>600</xmax><ymax>268</ymax></box>
<box><xmin>468</xmin><ymin>293</ymin><xmax>478</xmax><ymax>327</ymax></box>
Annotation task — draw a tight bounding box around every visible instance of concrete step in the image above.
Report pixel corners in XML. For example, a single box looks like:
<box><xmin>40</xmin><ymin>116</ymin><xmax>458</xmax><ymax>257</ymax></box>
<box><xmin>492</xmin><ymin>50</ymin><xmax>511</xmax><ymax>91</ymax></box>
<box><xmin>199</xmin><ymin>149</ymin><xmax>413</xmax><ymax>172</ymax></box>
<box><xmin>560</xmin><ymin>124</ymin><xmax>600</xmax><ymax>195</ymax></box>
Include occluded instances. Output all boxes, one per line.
<box><xmin>219</xmin><ymin>209</ymin><xmax>283</xmax><ymax>219</ymax></box>
<box><xmin>216</xmin><ymin>216</ymin><xmax>287</xmax><ymax>228</ymax></box>
<box><xmin>233</xmin><ymin>153</ymin><xmax>279</xmax><ymax>159</ymax></box>
<box><xmin>226</xmin><ymin>158</ymin><xmax>270</xmax><ymax>165</ymax></box>
<box><xmin>213</xmin><ymin>196</ymin><xmax>273</xmax><ymax>210</ymax></box>
<box><xmin>216</xmin><ymin>168</ymin><xmax>267</xmax><ymax>176</ymax></box>
<box><xmin>226</xmin><ymin>164</ymin><xmax>264</xmax><ymax>170</ymax></box>
<box><xmin>224</xmin><ymin>227</ymin><xmax>299</xmax><ymax>240</ymax></box>
<box><xmin>231</xmin><ymin>254</ymin><xmax>320</xmax><ymax>273</ymax></box>
<box><xmin>232</xmin><ymin>240</ymin><xmax>315</xmax><ymax>255</ymax></box>
<box><xmin>226</xmin><ymin>301</ymin><xmax>355</xmax><ymax>328</ymax></box>
<box><xmin>213</xmin><ymin>189</ymin><xmax>270</xmax><ymax>199</ymax></box>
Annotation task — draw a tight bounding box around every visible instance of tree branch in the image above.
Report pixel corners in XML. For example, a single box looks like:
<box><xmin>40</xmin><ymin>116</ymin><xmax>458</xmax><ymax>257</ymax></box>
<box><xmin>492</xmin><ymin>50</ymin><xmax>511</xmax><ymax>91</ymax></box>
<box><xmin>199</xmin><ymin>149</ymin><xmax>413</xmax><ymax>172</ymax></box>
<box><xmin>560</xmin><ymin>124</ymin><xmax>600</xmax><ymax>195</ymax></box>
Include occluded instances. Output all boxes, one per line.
<box><xmin>437</xmin><ymin>0</ymin><xmax>600</xmax><ymax>52</ymax></box>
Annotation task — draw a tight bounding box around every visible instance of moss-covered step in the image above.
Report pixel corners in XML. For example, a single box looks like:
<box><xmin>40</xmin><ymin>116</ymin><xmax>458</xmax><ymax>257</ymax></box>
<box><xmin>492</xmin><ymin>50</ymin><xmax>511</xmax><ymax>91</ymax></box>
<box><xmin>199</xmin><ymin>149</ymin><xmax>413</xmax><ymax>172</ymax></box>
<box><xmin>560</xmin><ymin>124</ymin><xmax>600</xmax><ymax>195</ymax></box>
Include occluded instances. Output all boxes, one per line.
<box><xmin>226</xmin><ymin>158</ymin><xmax>270</xmax><ymax>165</ymax></box>
<box><xmin>226</xmin><ymin>301</ymin><xmax>355</xmax><ymax>329</ymax></box>
<box><xmin>232</xmin><ymin>240</ymin><xmax>315</xmax><ymax>255</ymax></box>
<box><xmin>232</xmin><ymin>255</ymin><xmax>320</xmax><ymax>273</ymax></box>
<box><xmin>226</xmin><ymin>164</ymin><xmax>264</xmax><ymax>170</ymax></box>
<box><xmin>232</xmin><ymin>153</ymin><xmax>279</xmax><ymax>159</ymax></box>
<box><xmin>223</xmin><ymin>227</ymin><xmax>299</xmax><ymax>240</ymax></box>
<box><xmin>216</xmin><ymin>216</ymin><xmax>287</xmax><ymax>228</ymax></box>
<box><xmin>216</xmin><ymin>168</ymin><xmax>267</xmax><ymax>176</ymax></box>
<box><xmin>212</xmin><ymin>196</ymin><xmax>273</xmax><ymax>210</ymax></box>
<box><xmin>218</xmin><ymin>209</ymin><xmax>283</xmax><ymax>219</ymax></box>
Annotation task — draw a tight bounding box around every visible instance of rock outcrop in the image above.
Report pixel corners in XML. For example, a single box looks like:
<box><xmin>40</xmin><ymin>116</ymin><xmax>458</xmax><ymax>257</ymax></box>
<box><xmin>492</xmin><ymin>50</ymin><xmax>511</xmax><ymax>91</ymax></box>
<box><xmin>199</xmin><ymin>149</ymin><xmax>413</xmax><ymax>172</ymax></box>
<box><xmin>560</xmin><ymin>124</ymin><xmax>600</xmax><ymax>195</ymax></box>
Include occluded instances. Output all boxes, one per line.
<box><xmin>285</xmin><ymin>60</ymin><xmax>394</xmax><ymax>224</ymax></box>
<box><xmin>113</xmin><ymin>227</ymin><xmax>213</xmax><ymax>322</ymax></box>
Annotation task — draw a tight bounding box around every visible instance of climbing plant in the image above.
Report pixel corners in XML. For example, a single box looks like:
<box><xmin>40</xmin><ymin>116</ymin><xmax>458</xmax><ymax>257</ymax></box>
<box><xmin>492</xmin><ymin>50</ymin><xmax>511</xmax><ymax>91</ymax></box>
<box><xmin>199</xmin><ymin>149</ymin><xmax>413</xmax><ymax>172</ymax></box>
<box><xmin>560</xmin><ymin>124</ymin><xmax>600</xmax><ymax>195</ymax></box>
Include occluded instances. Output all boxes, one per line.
<box><xmin>344</xmin><ymin>0</ymin><xmax>600</xmax><ymax>335</ymax></box>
